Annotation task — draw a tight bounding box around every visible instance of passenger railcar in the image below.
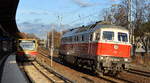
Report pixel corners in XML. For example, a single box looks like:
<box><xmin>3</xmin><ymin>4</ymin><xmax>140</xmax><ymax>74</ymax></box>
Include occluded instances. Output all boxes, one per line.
<box><xmin>59</xmin><ymin>23</ymin><xmax>131</xmax><ymax>75</ymax></box>
<box><xmin>17</xmin><ymin>39</ymin><xmax>38</xmax><ymax>61</ymax></box>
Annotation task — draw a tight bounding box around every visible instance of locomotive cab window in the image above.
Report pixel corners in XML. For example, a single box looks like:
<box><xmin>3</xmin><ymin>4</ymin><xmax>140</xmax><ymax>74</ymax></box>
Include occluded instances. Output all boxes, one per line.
<box><xmin>102</xmin><ymin>31</ymin><xmax>114</xmax><ymax>40</ymax></box>
<box><xmin>118</xmin><ymin>32</ymin><xmax>128</xmax><ymax>42</ymax></box>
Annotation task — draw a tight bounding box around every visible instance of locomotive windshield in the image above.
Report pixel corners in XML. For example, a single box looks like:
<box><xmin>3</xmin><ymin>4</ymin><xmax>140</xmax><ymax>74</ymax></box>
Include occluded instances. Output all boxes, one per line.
<box><xmin>118</xmin><ymin>32</ymin><xmax>128</xmax><ymax>42</ymax></box>
<box><xmin>102</xmin><ymin>31</ymin><xmax>114</xmax><ymax>40</ymax></box>
<box><xmin>19</xmin><ymin>40</ymin><xmax>36</xmax><ymax>51</ymax></box>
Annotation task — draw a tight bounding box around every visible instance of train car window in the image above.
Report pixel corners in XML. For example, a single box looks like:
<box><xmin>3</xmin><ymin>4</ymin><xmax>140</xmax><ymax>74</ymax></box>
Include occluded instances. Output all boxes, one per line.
<box><xmin>79</xmin><ymin>35</ymin><xmax>81</xmax><ymax>41</ymax></box>
<box><xmin>32</xmin><ymin>40</ymin><xmax>35</xmax><ymax>43</ymax></box>
<box><xmin>90</xmin><ymin>34</ymin><xmax>93</xmax><ymax>41</ymax></box>
<box><xmin>75</xmin><ymin>36</ymin><xmax>77</xmax><ymax>41</ymax></box>
<box><xmin>70</xmin><ymin>37</ymin><xmax>72</xmax><ymax>42</ymax></box>
<box><xmin>67</xmin><ymin>37</ymin><xmax>69</xmax><ymax>42</ymax></box>
<box><xmin>85</xmin><ymin>34</ymin><xmax>89</xmax><ymax>41</ymax></box>
<box><xmin>118</xmin><ymin>32</ymin><xmax>128</xmax><ymax>42</ymax></box>
<box><xmin>82</xmin><ymin>35</ymin><xmax>84</xmax><ymax>41</ymax></box>
<box><xmin>68</xmin><ymin>37</ymin><xmax>70</xmax><ymax>42</ymax></box>
<box><xmin>77</xmin><ymin>36</ymin><xmax>79</xmax><ymax>41</ymax></box>
<box><xmin>66</xmin><ymin>38</ymin><xmax>67</xmax><ymax>42</ymax></box>
<box><xmin>19</xmin><ymin>40</ymin><xmax>21</xmax><ymax>43</ymax></box>
<box><xmin>103</xmin><ymin>31</ymin><xmax>114</xmax><ymax>40</ymax></box>
<box><xmin>96</xmin><ymin>33</ymin><xmax>100</xmax><ymax>40</ymax></box>
<box><xmin>74</xmin><ymin>36</ymin><xmax>76</xmax><ymax>42</ymax></box>
<box><xmin>65</xmin><ymin>38</ymin><xmax>67</xmax><ymax>42</ymax></box>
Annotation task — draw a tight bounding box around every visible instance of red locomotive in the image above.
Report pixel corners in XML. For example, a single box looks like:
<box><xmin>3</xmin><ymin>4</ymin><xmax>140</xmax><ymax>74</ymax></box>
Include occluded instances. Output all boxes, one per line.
<box><xmin>59</xmin><ymin>22</ymin><xmax>131</xmax><ymax>75</ymax></box>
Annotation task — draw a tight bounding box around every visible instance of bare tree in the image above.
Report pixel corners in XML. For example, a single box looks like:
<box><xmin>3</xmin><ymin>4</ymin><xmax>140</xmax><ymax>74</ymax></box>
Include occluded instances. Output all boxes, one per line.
<box><xmin>102</xmin><ymin>0</ymin><xmax>150</xmax><ymax>53</ymax></box>
<box><xmin>102</xmin><ymin>8</ymin><xmax>112</xmax><ymax>22</ymax></box>
<box><xmin>48</xmin><ymin>29</ymin><xmax>61</xmax><ymax>49</ymax></box>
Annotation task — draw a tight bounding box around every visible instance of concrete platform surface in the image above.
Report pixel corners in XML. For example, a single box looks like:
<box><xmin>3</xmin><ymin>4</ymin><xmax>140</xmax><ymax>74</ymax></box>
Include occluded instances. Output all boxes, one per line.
<box><xmin>1</xmin><ymin>54</ymin><xmax>28</xmax><ymax>83</ymax></box>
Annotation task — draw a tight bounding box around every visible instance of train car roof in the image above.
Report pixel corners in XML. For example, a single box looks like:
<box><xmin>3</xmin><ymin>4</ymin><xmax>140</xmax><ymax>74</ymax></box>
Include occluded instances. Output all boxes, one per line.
<box><xmin>62</xmin><ymin>24</ymin><xmax>128</xmax><ymax>38</ymax></box>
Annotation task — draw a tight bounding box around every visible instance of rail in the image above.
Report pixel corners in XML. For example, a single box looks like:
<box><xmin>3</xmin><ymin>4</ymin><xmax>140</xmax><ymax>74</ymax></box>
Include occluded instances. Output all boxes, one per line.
<box><xmin>38</xmin><ymin>49</ymin><xmax>76</xmax><ymax>82</ymax></box>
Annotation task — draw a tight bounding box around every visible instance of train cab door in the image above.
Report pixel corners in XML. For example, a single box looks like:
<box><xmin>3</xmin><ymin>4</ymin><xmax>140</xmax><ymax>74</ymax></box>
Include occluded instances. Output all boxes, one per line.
<box><xmin>88</xmin><ymin>32</ymin><xmax>97</xmax><ymax>56</ymax></box>
<box><xmin>88</xmin><ymin>33</ymin><xmax>92</xmax><ymax>55</ymax></box>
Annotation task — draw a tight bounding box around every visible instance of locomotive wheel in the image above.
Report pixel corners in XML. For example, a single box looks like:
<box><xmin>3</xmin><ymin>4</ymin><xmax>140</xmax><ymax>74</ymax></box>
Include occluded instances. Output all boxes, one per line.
<box><xmin>103</xmin><ymin>70</ymin><xmax>109</xmax><ymax>75</ymax></box>
<box><xmin>92</xmin><ymin>65</ymin><xmax>96</xmax><ymax>71</ymax></box>
<box><xmin>59</xmin><ymin>55</ymin><xmax>64</xmax><ymax>61</ymax></box>
<box><xmin>96</xmin><ymin>70</ymin><xmax>104</xmax><ymax>77</ymax></box>
<box><xmin>91</xmin><ymin>63</ymin><xmax>96</xmax><ymax>72</ymax></box>
<box><xmin>76</xmin><ymin>58</ymin><xmax>81</xmax><ymax>67</ymax></box>
<box><xmin>75</xmin><ymin>58</ymin><xmax>79</xmax><ymax>67</ymax></box>
<box><xmin>60</xmin><ymin>55</ymin><xmax>66</xmax><ymax>64</ymax></box>
<box><xmin>109</xmin><ymin>70</ymin><xmax>118</xmax><ymax>76</ymax></box>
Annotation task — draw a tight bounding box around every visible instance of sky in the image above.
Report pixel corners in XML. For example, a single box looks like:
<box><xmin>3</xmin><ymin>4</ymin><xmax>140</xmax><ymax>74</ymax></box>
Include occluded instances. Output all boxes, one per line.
<box><xmin>16</xmin><ymin>0</ymin><xmax>120</xmax><ymax>39</ymax></box>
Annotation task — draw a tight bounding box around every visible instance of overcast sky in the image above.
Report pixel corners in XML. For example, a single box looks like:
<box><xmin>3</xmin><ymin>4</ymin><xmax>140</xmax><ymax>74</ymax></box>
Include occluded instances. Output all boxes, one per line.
<box><xmin>16</xmin><ymin>0</ymin><xmax>120</xmax><ymax>39</ymax></box>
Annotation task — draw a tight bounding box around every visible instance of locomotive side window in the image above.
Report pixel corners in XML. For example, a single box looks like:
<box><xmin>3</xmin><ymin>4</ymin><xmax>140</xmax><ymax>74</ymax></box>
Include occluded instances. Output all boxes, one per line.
<box><xmin>82</xmin><ymin>35</ymin><xmax>84</xmax><ymax>41</ymax></box>
<box><xmin>69</xmin><ymin>36</ymin><xmax>72</xmax><ymax>42</ymax></box>
<box><xmin>74</xmin><ymin>36</ymin><xmax>76</xmax><ymax>41</ymax></box>
<box><xmin>85</xmin><ymin>34</ymin><xmax>89</xmax><ymax>41</ymax></box>
<box><xmin>79</xmin><ymin>35</ymin><xmax>82</xmax><ymax>41</ymax></box>
<box><xmin>77</xmin><ymin>36</ymin><xmax>79</xmax><ymax>41</ymax></box>
<box><xmin>90</xmin><ymin>34</ymin><xmax>93</xmax><ymax>41</ymax></box>
<box><xmin>118</xmin><ymin>32</ymin><xmax>128</xmax><ymax>42</ymax></box>
<box><xmin>103</xmin><ymin>31</ymin><xmax>114</xmax><ymax>40</ymax></box>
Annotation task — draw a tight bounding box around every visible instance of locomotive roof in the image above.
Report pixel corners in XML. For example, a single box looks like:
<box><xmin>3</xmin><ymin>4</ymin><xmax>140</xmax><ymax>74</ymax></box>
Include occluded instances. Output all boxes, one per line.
<box><xmin>62</xmin><ymin>24</ymin><xmax>128</xmax><ymax>37</ymax></box>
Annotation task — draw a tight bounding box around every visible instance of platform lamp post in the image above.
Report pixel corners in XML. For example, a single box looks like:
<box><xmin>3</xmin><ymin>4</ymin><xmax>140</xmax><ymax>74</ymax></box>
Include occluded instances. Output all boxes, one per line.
<box><xmin>58</xmin><ymin>15</ymin><xmax>63</xmax><ymax>43</ymax></box>
<box><xmin>47</xmin><ymin>24</ymin><xmax>54</xmax><ymax>67</ymax></box>
<box><xmin>128</xmin><ymin>0</ymin><xmax>134</xmax><ymax>44</ymax></box>
<box><xmin>50</xmin><ymin>25</ymin><xmax>54</xmax><ymax>67</ymax></box>
<box><xmin>111</xmin><ymin>4</ymin><xmax>119</xmax><ymax>24</ymax></box>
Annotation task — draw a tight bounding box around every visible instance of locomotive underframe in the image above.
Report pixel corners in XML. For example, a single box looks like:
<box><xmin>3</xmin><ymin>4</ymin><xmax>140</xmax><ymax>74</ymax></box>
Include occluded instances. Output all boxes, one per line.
<box><xmin>59</xmin><ymin>52</ymin><xmax>130</xmax><ymax>75</ymax></box>
<box><xmin>97</xmin><ymin>56</ymin><xmax>130</xmax><ymax>73</ymax></box>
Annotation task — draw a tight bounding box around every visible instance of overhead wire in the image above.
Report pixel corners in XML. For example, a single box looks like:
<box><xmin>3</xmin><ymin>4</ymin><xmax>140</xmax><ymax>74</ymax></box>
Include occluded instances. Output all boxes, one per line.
<box><xmin>68</xmin><ymin>11</ymin><xmax>101</xmax><ymax>25</ymax></box>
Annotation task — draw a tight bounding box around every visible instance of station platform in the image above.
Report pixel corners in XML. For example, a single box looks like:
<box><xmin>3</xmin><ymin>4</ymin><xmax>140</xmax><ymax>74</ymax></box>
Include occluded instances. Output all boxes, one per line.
<box><xmin>1</xmin><ymin>54</ymin><xmax>28</xmax><ymax>83</ymax></box>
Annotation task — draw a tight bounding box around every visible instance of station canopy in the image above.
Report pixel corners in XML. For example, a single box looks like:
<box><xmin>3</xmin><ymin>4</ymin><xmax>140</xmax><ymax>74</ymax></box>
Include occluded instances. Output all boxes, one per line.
<box><xmin>0</xmin><ymin>0</ymin><xmax>20</xmax><ymax>38</ymax></box>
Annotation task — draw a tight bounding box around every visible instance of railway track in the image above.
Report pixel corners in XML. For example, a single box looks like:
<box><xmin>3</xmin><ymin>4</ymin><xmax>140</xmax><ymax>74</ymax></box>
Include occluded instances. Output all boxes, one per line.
<box><xmin>126</xmin><ymin>69</ymin><xmax>150</xmax><ymax>77</ymax></box>
<box><xmin>116</xmin><ymin>70</ymin><xmax>150</xmax><ymax>83</ymax></box>
<box><xmin>33</xmin><ymin>60</ymin><xmax>74</xmax><ymax>83</ymax></box>
<box><xmin>21</xmin><ymin>60</ymin><xmax>74</xmax><ymax>83</ymax></box>
<box><xmin>98</xmin><ymin>75</ymin><xmax>131</xmax><ymax>83</ymax></box>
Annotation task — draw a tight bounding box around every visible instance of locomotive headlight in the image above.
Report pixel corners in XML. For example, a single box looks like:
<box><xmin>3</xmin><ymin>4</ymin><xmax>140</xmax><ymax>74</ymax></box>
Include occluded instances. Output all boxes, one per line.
<box><xmin>124</xmin><ymin>58</ymin><xmax>129</xmax><ymax>62</ymax></box>
<box><xmin>100</xmin><ymin>57</ymin><xmax>104</xmax><ymax>60</ymax></box>
<box><xmin>67</xmin><ymin>52</ymin><xmax>69</xmax><ymax>55</ymax></box>
<box><xmin>98</xmin><ymin>56</ymin><xmax>104</xmax><ymax>60</ymax></box>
